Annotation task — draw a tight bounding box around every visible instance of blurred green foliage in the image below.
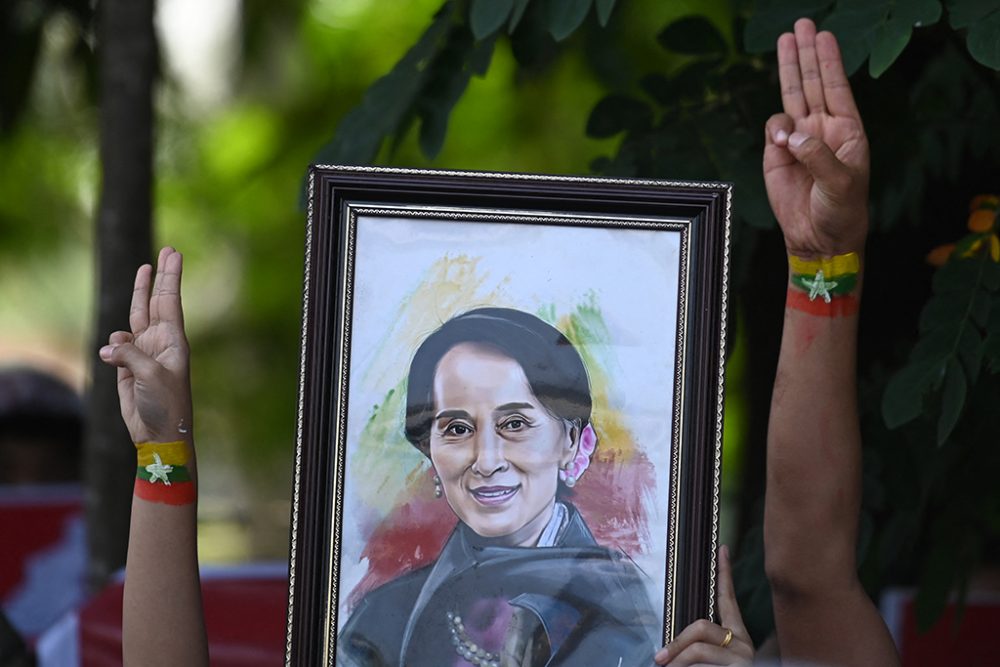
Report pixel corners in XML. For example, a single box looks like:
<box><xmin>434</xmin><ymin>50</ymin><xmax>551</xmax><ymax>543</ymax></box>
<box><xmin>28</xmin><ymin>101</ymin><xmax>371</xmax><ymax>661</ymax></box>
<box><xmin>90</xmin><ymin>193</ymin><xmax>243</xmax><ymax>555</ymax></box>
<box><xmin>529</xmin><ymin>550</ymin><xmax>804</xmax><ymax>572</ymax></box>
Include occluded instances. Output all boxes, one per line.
<box><xmin>319</xmin><ymin>0</ymin><xmax>1000</xmax><ymax>639</ymax></box>
<box><xmin>2</xmin><ymin>0</ymin><xmax>999</xmax><ymax>636</ymax></box>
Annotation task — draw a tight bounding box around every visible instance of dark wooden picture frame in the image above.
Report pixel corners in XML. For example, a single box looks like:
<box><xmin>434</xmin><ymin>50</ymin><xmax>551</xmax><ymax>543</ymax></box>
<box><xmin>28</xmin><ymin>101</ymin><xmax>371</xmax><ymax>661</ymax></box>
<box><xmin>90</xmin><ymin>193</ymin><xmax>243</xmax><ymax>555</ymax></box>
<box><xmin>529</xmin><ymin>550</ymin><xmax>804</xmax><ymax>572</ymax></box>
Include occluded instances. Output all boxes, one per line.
<box><xmin>286</xmin><ymin>165</ymin><xmax>731</xmax><ymax>666</ymax></box>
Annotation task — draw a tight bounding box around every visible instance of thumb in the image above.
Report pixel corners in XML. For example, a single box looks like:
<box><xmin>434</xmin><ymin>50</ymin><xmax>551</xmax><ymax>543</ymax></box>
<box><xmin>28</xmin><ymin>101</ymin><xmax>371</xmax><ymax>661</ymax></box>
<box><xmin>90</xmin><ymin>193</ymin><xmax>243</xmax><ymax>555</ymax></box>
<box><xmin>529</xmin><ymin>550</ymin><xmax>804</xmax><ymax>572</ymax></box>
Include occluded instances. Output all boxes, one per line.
<box><xmin>100</xmin><ymin>341</ymin><xmax>158</xmax><ymax>379</ymax></box>
<box><xmin>787</xmin><ymin>131</ymin><xmax>851</xmax><ymax>191</ymax></box>
<box><xmin>716</xmin><ymin>545</ymin><xmax>750</xmax><ymax>643</ymax></box>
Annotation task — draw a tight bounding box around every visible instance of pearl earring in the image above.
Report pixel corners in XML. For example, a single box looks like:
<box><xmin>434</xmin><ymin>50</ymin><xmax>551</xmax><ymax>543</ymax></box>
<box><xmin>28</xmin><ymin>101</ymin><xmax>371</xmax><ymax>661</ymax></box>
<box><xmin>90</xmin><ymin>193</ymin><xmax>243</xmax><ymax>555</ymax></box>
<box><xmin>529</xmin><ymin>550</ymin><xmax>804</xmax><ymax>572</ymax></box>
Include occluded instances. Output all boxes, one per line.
<box><xmin>433</xmin><ymin>474</ymin><xmax>442</xmax><ymax>498</ymax></box>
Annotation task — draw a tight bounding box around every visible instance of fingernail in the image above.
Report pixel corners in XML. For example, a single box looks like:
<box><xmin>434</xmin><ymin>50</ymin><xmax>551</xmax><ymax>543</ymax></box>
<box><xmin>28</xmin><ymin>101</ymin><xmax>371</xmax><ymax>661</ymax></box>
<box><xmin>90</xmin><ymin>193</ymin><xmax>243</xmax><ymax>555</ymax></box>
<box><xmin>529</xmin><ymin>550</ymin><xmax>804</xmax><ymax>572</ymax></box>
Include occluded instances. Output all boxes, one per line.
<box><xmin>99</xmin><ymin>345</ymin><xmax>113</xmax><ymax>360</ymax></box>
<box><xmin>789</xmin><ymin>131</ymin><xmax>809</xmax><ymax>147</ymax></box>
<box><xmin>654</xmin><ymin>647</ymin><xmax>669</xmax><ymax>664</ymax></box>
<box><xmin>774</xmin><ymin>129</ymin><xmax>788</xmax><ymax>144</ymax></box>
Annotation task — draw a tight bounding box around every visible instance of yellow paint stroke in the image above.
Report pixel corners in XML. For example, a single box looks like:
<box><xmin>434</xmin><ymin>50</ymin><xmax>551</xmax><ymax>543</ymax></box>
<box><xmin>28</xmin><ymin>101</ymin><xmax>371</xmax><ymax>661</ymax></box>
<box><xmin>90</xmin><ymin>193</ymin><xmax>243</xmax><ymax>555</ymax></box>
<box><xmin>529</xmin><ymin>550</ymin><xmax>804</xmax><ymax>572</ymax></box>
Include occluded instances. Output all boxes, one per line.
<box><xmin>350</xmin><ymin>255</ymin><xmax>513</xmax><ymax>518</ymax></box>
<box><xmin>555</xmin><ymin>295</ymin><xmax>639</xmax><ymax>464</ymax></box>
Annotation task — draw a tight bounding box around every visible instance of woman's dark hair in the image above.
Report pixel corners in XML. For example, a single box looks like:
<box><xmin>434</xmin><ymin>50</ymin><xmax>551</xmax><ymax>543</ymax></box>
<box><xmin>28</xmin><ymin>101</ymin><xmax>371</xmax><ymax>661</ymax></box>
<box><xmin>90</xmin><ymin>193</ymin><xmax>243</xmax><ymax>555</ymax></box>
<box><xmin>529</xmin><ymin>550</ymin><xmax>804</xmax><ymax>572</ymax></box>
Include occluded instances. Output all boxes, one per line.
<box><xmin>404</xmin><ymin>307</ymin><xmax>592</xmax><ymax>455</ymax></box>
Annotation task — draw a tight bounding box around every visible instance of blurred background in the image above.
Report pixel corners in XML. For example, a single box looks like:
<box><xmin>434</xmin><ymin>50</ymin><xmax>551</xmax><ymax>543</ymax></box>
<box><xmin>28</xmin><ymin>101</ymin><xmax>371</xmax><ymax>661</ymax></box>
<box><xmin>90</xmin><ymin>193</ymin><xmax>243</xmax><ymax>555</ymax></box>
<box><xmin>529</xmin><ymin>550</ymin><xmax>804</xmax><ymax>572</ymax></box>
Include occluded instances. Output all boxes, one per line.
<box><xmin>2</xmin><ymin>0</ymin><xmax>999</xmax><ymax>661</ymax></box>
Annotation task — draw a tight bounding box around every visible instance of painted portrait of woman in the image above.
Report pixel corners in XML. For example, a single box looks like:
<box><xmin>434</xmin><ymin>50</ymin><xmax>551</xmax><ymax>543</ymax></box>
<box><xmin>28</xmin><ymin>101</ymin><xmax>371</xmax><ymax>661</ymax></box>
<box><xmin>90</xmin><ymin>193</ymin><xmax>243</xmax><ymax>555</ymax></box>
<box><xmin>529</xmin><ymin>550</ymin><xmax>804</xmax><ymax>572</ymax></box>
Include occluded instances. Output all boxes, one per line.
<box><xmin>333</xmin><ymin>211</ymin><xmax>684</xmax><ymax>667</ymax></box>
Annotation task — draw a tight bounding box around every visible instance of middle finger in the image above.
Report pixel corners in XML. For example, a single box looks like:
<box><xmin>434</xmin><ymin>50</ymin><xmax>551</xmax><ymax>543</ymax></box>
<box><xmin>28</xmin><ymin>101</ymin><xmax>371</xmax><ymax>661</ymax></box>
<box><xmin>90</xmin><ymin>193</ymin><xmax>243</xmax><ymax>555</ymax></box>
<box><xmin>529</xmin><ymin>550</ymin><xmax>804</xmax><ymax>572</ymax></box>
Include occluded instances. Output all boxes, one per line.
<box><xmin>794</xmin><ymin>18</ymin><xmax>827</xmax><ymax>114</ymax></box>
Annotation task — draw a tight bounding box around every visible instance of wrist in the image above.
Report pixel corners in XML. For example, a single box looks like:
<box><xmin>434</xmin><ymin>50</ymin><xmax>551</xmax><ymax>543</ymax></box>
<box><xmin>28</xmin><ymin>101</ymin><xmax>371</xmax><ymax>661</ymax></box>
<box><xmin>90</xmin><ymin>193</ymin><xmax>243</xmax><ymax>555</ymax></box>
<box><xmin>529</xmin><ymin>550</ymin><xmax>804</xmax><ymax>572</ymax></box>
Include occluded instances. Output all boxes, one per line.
<box><xmin>134</xmin><ymin>440</ymin><xmax>197</xmax><ymax>506</ymax></box>
<box><xmin>785</xmin><ymin>250</ymin><xmax>862</xmax><ymax>318</ymax></box>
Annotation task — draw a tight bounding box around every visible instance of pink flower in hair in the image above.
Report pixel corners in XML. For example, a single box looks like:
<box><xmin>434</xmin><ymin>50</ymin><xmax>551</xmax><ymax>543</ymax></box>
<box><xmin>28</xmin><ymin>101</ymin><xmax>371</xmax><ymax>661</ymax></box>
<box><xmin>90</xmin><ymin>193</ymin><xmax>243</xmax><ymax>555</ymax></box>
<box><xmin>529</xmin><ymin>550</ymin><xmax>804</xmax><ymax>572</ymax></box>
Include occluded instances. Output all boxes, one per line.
<box><xmin>560</xmin><ymin>423</ymin><xmax>597</xmax><ymax>487</ymax></box>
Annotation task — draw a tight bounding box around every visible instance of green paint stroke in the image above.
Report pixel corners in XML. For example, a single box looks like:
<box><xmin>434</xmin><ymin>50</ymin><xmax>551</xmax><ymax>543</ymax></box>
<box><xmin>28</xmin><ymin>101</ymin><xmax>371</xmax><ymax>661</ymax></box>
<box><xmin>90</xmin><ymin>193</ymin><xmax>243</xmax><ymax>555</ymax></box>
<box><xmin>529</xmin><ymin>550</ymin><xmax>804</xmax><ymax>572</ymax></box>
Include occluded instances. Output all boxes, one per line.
<box><xmin>352</xmin><ymin>379</ymin><xmax>428</xmax><ymax>515</ymax></box>
<box><xmin>539</xmin><ymin>291</ymin><xmax>617</xmax><ymax>390</ymax></box>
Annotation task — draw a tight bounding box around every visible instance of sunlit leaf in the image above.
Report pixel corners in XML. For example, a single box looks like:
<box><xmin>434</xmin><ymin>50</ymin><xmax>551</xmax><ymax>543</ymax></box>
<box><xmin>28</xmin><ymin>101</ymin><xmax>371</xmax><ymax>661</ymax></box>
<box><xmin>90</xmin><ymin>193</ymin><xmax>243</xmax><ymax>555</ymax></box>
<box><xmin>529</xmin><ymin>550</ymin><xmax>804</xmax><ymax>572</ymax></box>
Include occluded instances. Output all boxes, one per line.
<box><xmin>470</xmin><ymin>0</ymin><xmax>513</xmax><ymax>39</ymax></box>
<box><xmin>544</xmin><ymin>0</ymin><xmax>592</xmax><ymax>41</ymax></box>
<box><xmin>657</xmin><ymin>16</ymin><xmax>727</xmax><ymax>56</ymax></box>
<box><xmin>314</xmin><ymin>5</ymin><xmax>455</xmax><ymax>165</ymax></box>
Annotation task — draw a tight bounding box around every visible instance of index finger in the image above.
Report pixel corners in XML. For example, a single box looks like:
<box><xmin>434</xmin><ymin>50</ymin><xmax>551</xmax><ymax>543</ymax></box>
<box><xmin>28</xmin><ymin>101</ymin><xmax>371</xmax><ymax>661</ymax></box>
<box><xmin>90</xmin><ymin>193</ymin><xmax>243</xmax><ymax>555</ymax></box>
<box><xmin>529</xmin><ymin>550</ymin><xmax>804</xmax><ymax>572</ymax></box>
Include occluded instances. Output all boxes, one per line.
<box><xmin>816</xmin><ymin>30</ymin><xmax>860</xmax><ymax>119</ymax></box>
<box><xmin>151</xmin><ymin>249</ymin><xmax>186</xmax><ymax>330</ymax></box>
<box><xmin>129</xmin><ymin>264</ymin><xmax>152</xmax><ymax>333</ymax></box>
<box><xmin>716</xmin><ymin>545</ymin><xmax>750</xmax><ymax>643</ymax></box>
<box><xmin>778</xmin><ymin>32</ymin><xmax>808</xmax><ymax>119</ymax></box>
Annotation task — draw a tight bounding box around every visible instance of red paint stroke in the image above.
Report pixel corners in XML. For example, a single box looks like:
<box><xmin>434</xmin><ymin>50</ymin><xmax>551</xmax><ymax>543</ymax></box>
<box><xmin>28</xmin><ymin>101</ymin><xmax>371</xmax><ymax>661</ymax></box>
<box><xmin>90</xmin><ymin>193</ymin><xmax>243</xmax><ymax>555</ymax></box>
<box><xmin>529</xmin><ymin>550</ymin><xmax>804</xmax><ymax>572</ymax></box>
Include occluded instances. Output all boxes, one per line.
<box><xmin>786</xmin><ymin>289</ymin><xmax>859</xmax><ymax>317</ymax></box>
<box><xmin>347</xmin><ymin>495</ymin><xmax>456</xmax><ymax>609</ymax></box>
<box><xmin>570</xmin><ymin>447</ymin><xmax>657</xmax><ymax>557</ymax></box>
<box><xmin>133</xmin><ymin>478</ymin><xmax>196</xmax><ymax>505</ymax></box>
<box><xmin>346</xmin><ymin>448</ymin><xmax>658</xmax><ymax>610</ymax></box>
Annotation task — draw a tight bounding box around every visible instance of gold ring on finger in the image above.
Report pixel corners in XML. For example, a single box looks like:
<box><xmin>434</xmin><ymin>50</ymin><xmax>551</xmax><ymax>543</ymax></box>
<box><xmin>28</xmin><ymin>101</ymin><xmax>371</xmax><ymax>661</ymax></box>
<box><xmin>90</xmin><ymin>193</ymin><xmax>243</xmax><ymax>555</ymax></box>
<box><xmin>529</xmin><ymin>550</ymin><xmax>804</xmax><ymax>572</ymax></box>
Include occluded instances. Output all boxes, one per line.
<box><xmin>719</xmin><ymin>627</ymin><xmax>734</xmax><ymax>648</ymax></box>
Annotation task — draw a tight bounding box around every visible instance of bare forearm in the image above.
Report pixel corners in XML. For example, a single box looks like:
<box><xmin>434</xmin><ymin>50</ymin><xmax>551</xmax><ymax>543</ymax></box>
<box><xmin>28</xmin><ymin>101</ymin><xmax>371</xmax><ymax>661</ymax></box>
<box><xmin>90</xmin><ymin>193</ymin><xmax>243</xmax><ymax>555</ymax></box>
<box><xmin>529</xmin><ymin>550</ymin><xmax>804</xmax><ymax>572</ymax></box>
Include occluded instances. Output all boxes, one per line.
<box><xmin>764</xmin><ymin>269</ymin><xmax>862</xmax><ymax>592</ymax></box>
<box><xmin>122</xmin><ymin>439</ymin><xmax>207</xmax><ymax>666</ymax></box>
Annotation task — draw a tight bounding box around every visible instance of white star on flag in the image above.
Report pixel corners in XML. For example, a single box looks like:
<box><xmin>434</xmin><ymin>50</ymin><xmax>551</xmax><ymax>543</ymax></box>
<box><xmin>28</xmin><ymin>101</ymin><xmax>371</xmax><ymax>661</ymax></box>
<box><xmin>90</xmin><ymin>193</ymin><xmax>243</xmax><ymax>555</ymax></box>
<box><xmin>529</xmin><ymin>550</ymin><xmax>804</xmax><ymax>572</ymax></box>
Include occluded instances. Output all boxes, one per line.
<box><xmin>145</xmin><ymin>453</ymin><xmax>173</xmax><ymax>485</ymax></box>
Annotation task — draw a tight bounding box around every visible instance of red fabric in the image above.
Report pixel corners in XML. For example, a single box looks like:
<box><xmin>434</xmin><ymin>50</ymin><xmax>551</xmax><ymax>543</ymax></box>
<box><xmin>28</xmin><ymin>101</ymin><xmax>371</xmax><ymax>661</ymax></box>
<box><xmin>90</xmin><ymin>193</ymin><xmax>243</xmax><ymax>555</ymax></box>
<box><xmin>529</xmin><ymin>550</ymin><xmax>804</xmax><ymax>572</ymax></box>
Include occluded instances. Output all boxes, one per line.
<box><xmin>898</xmin><ymin>596</ymin><xmax>1000</xmax><ymax>667</ymax></box>
<box><xmin>77</xmin><ymin>568</ymin><xmax>288</xmax><ymax>666</ymax></box>
<box><xmin>0</xmin><ymin>487</ymin><xmax>82</xmax><ymax>598</ymax></box>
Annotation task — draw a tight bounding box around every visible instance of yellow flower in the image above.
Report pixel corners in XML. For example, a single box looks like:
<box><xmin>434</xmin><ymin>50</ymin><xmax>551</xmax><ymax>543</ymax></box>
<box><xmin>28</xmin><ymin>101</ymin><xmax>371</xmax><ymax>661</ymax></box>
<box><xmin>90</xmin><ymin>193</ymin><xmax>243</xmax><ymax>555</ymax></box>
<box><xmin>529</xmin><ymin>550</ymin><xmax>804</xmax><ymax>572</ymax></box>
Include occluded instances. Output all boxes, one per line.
<box><xmin>963</xmin><ymin>235</ymin><xmax>1000</xmax><ymax>262</ymax></box>
<box><xmin>968</xmin><ymin>208</ymin><xmax>997</xmax><ymax>232</ymax></box>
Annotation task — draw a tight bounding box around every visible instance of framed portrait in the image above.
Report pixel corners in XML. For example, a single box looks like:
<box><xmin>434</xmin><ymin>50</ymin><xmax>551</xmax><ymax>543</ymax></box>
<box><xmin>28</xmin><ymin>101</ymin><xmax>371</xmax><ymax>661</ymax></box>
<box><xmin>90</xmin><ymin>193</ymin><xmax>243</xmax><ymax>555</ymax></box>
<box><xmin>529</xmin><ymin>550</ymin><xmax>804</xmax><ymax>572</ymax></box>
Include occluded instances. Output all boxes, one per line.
<box><xmin>286</xmin><ymin>166</ymin><xmax>731</xmax><ymax>666</ymax></box>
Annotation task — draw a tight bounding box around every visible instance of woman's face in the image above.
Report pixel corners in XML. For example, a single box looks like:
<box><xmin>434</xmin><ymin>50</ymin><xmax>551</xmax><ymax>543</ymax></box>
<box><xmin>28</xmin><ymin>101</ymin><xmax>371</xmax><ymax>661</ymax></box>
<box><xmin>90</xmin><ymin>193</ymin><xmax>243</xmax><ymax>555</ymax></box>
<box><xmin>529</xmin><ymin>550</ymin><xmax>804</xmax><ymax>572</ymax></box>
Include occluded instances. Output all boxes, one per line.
<box><xmin>429</xmin><ymin>342</ymin><xmax>579</xmax><ymax>546</ymax></box>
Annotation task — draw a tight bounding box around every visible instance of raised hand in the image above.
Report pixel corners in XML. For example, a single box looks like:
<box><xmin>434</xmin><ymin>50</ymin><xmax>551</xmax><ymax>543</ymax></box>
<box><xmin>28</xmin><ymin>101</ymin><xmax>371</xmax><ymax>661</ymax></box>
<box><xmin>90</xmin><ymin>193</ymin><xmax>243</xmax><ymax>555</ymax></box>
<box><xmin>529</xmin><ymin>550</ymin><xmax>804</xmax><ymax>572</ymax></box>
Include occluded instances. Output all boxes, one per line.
<box><xmin>654</xmin><ymin>546</ymin><xmax>753</xmax><ymax>666</ymax></box>
<box><xmin>99</xmin><ymin>247</ymin><xmax>193</xmax><ymax>444</ymax></box>
<box><xmin>764</xmin><ymin>18</ymin><xmax>870</xmax><ymax>258</ymax></box>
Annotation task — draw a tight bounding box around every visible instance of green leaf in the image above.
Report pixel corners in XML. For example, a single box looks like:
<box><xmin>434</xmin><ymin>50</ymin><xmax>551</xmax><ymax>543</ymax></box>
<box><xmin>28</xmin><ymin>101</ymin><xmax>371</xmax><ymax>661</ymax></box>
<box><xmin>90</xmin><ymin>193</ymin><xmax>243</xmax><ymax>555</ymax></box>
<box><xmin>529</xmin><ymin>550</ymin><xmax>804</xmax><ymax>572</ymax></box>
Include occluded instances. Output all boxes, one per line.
<box><xmin>595</xmin><ymin>0</ymin><xmax>616</xmax><ymax>26</ymax></box>
<box><xmin>508</xmin><ymin>0</ymin><xmax>532</xmax><ymax>32</ymax></box>
<box><xmin>956</xmin><ymin>322</ymin><xmax>983</xmax><ymax>384</ymax></box>
<box><xmin>932</xmin><ymin>257</ymin><xmax>980</xmax><ymax>293</ymax></box>
<box><xmin>657</xmin><ymin>16</ymin><xmax>728</xmax><ymax>56</ymax></box>
<box><xmin>744</xmin><ymin>0</ymin><xmax>834</xmax><ymax>53</ymax></box>
<box><xmin>869</xmin><ymin>0</ymin><xmax>941</xmax><ymax>77</ymax></box>
<box><xmin>911</xmin><ymin>324</ymin><xmax>962</xmax><ymax>365</ymax></box>
<box><xmin>971</xmin><ymin>289</ymin><xmax>992</xmax><ymax>327</ymax></box>
<box><xmin>471</xmin><ymin>0</ymin><xmax>514</xmax><ymax>39</ymax></box>
<box><xmin>985</xmin><ymin>333</ymin><xmax>1000</xmax><ymax>372</ymax></box>
<box><xmin>946</xmin><ymin>0</ymin><xmax>1000</xmax><ymax>28</ymax></box>
<box><xmin>919</xmin><ymin>294</ymin><xmax>968</xmax><ymax>334</ymax></box>
<box><xmin>585</xmin><ymin>95</ymin><xmax>652</xmax><ymax>138</ymax></box>
<box><xmin>937</xmin><ymin>359</ymin><xmax>967</xmax><ymax>444</ymax></box>
<box><xmin>639</xmin><ymin>73</ymin><xmax>672</xmax><ymax>106</ymax></box>
<box><xmin>544</xmin><ymin>0</ymin><xmax>592</xmax><ymax>41</ymax></box>
<box><xmin>990</xmin><ymin>295</ymin><xmax>1000</xmax><ymax>331</ymax></box>
<box><xmin>822</xmin><ymin>0</ymin><xmax>889</xmax><ymax>75</ymax></box>
<box><xmin>897</xmin><ymin>0</ymin><xmax>945</xmax><ymax>25</ymax></box>
<box><xmin>967</xmin><ymin>10</ymin><xmax>1000</xmax><ymax>69</ymax></box>
<box><xmin>882</xmin><ymin>359</ymin><xmax>943</xmax><ymax>428</ymax></box>
<box><xmin>417</xmin><ymin>37</ymin><xmax>496</xmax><ymax>159</ymax></box>
<box><xmin>869</xmin><ymin>17</ymin><xmax>912</xmax><ymax>78</ymax></box>
<box><xmin>983</xmin><ymin>259</ymin><xmax>1000</xmax><ymax>290</ymax></box>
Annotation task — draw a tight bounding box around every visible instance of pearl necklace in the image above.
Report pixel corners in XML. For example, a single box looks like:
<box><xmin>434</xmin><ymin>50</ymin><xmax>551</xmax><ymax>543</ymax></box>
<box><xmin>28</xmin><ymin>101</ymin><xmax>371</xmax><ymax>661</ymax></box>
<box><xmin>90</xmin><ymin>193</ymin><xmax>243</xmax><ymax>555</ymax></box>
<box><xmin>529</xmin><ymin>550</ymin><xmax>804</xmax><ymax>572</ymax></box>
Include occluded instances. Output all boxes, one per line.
<box><xmin>446</xmin><ymin>611</ymin><xmax>500</xmax><ymax>667</ymax></box>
